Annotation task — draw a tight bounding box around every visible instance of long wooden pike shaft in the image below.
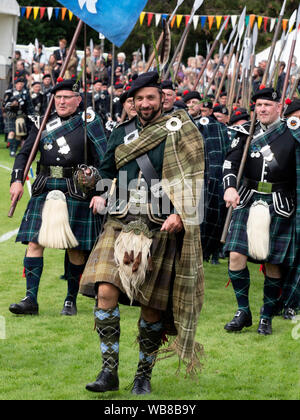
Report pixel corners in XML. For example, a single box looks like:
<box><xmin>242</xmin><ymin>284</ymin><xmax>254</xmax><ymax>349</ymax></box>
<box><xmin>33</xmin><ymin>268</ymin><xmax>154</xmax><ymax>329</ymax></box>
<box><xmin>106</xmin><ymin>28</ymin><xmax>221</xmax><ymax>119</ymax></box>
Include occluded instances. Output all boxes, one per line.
<box><xmin>8</xmin><ymin>19</ymin><xmax>84</xmax><ymax>218</ymax></box>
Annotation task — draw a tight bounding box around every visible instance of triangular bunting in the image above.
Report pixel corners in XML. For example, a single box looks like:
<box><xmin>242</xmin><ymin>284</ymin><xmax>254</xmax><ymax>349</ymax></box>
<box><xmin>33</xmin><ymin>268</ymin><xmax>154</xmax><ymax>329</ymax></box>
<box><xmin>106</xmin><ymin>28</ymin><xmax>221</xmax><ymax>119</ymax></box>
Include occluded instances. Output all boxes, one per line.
<box><xmin>40</xmin><ymin>7</ymin><xmax>46</xmax><ymax>19</ymax></box>
<box><xmin>257</xmin><ymin>16</ymin><xmax>263</xmax><ymax>29</ymax></box>
<box><xmin>54</xmin><ymin>8</ymin><xmax>60</xmax><ymax>19</ymax></box>
<box><xmin>26</xmin><ymin>6</ymin><xmax>32</xmax><ymax>19</ymax></box>
<box><xmin>193</xmin><ymin>15</ymin><xmax>199</xmax><ymax>30</ymax></box>
<box><xmin>140</xmin><ymin>11</ymin><xmax>146</xmax><ymax>25</ymax></box>
<box><xmin>231</xmin><ymin>15</ymin><xmax>237</xmax><ymax>28</ymax></box>
<box><xmin>61</xmin><ymin>8</ymin><xmax>67</xmax><ymax>20</ymax></box>
<box><xmin>208</xmin><ymin>16</ymin><xmax>214</xmax><ymax>30</ymax></box>
<box><xmin>224</xmin><ymin>16</ymin><xmax>229</xmax><ymax>29</ymax></box>
<box><xmin>200</xmin><ymin>16</ymin><xmax>207</xmax><ymax>28</ymax></box>
<box><xmin>245</xmin><ymin>15</ymin><xmax>250</xmax><ymax>27</ymax></box>
<box><xmin>47</xmin><ymin>7</ymin><xmax>53</xmax><ymax>20</ymax></box>
<box><xmin>216</xmin><ymin>16</ymin><xmax>222</xmax><ymax>29</ymax></box>
<box><xmin>249</xmin><ymin>14</ymin><xmax>255</xmax><ymax>29</ymax></box>
<box><xmin>282</xmin><ymin>18</ymin><xmax>288</xmax><ymax>32</ymax></box>
<box><xmin>155</xmin><ymin>13</ymin><xmax>161</xmax><ymax>27</ymax></box>
<box><xmin>263</xmin><ymin>16</ymin><xmax>268</xmax><ymax>32</ymax></box>
<box><xmin>33</xmin><ymin>7</ymin><xmax>39</xmax><ymax>20</ymax></box>
<box><xmin>176</xmin><ymin>14</ymin><xmax>183</xmax><ymax>28</ymax></box>
<box><xmin>20</xmin><ymin>7</ymin><xmax>26</xmax><ymax>17</ymax></box>
<box><xmin>170</xmin><ymin>15</ymin><xmax>176</xmax><ymax>28</ymax></box>
<box><xmin>185</xmin><ymin>15</ymin><xmax>190</xmax><ymax>26</ymax></box>
<box><xmin>147</xmin><ymin>12</ymin><xmax>154</xmax><ymax>26</ymax></box>
<box><xmin>69</xmin><ymin>10</ymin><xmax>73</xmax><ymax>21</ymax></box>
<box><xmin>270</xmin><ymin>18</ymin><xmax>276</xmax><ymax>32</ymax></box>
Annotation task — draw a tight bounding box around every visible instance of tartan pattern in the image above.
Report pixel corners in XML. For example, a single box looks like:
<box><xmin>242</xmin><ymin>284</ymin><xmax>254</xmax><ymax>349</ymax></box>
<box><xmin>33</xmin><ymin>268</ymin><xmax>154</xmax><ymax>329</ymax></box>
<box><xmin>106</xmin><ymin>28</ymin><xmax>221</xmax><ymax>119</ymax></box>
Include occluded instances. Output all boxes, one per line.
<box><xmin>4</xmin><ymin>116</ymin><xmax>16</xmax><ymax>133</ymax></box>
<box><xmin>80</xmin><ymin>215</ymin><xmax>176</xmax><ymax>310</ymax></box>
<box><xmin>16</xmin><ymin>178</ymin><xmax>101</xmax><ymax>251</ymax></box>
<box><xmin>224</xmin><ymin>192</ymin><xmax>296</xmax><ymax>265</ymax></box>
<box><xmin>197</xmin><ymin>119</ymin><xmax>230</xmax><ymax>256</ymax></box>
<box><xmin>115</xmin><ymin>110</ymin><xmax>205</xmax><ymax>368</ymax></box>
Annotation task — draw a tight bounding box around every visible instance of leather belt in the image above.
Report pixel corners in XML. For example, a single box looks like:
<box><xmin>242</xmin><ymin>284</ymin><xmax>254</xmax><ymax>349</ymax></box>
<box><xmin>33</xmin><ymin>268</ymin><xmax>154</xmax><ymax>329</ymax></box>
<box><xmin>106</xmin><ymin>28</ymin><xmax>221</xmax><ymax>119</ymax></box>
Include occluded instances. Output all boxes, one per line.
<box><xmin>243</xmin><ymin>178</ymin><xmax>293</xmax><ymax>193</ymax></box>
<box><xmin>38</xmin><ymin>164</ymin><xmax>75</xmax><ymax>178</ymax></box>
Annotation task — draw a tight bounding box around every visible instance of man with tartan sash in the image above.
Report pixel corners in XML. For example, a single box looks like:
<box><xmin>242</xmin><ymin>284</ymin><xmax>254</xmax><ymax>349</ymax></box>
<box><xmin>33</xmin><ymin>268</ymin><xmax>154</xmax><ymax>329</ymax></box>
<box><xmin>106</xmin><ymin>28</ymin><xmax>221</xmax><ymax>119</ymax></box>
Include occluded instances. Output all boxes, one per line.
<box><xmin>182</xmin><ymin>92</ymin><xmax>230</xmax><ymax>264</ymax></box>
<box><xmin>9</xmin><ymin>79</ymin><xmax>107</xmax><ymax>317</ymax></box>
<box><xmin>223</xmin><ymin>87</ymin><xmax>300</xmax><ymax>335</ymax></box>
<box><xmin>79</xmin><ymin>71</ymin><xmax>205</xmax><ymax>395</ymax></box>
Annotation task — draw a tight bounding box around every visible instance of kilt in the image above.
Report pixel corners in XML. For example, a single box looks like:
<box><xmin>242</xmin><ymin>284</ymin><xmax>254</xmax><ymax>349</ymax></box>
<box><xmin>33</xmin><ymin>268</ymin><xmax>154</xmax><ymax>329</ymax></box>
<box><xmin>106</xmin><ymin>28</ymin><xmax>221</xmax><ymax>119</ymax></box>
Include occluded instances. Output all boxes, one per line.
<box><xmin>16</xmin><ymin>178</ymin><xmax>101</xmax><ymax>251</ymax></box>
<box><xmin>4</xmin><ymin>115</ymin><xmax>16</xmax><ymax>133</ymax></box>
<box><xmin>224</xmin><ymin>191</ymin><xmax>296</xmax><ymax>266</ymax></box>
<box><xmin>79</xmin><ymin>214</ymin><xmax>177</xmax><ymax>311</ymax></box>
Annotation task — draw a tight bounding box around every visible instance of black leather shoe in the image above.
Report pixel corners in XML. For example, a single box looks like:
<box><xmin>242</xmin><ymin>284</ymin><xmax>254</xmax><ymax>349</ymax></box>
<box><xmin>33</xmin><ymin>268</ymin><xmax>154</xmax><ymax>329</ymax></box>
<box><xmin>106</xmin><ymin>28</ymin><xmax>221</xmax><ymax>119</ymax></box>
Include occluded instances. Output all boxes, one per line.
<box><xmin>86</xmin><ymin>369</ymin><xmax>119</xmax><ymax>393</ymax></box>
<box><xmin>257</xmin><ymin>318</ymin><xmax>272</xmax><ymax>335</ymax></box>
<box><xmin>9</xmin><ymin>296</ymin><xmax>39</xmax><ymax>315</ymax></box>
<box><xmin>60</xmin><ymin>300</ymin><xmax>77</xmax><ymax>316</ymax></box>
<box><xmin>131</xmin><ymin>375</ymin><xmax>151</xmax><ymax>395</ymax></box>
<box><xmin>224</xmin><ymin>310</ymin><xmax>252</xmax><ymax>332</ymax></box>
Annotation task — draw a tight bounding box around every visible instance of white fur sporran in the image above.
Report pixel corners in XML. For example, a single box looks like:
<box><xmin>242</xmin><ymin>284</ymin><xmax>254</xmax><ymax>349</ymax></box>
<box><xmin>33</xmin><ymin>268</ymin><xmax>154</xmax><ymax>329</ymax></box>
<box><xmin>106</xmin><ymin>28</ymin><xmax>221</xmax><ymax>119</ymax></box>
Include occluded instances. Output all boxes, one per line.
<box><xmin>38</xmin><ymin>190</ymin><xmax>79</xmax><ymax>249</ymax></box>
<box><xmin>246</xmin><ymin>200</ymin><xmax>271</xmax><ymax>261</ymax></box>
<box><xmin>114</xmin><ymin>221</ymin><xmax>153</xmax><ymax>305</ymax></box>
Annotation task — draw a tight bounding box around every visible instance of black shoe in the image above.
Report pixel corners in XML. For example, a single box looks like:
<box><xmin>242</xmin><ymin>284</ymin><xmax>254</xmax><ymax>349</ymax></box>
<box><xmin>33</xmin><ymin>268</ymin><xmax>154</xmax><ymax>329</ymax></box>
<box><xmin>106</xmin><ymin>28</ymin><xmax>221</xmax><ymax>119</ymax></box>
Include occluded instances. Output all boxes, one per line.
<box><xmin>9</xmin><ymin>296</ymin><xmax>39</xmax><ymax>315</ymax></box>
<box><xmin>257</xmin><ymin>318</ymin><xmax>272</xmax><ymax>335</ymax></box>
<box><xmin>86</xmin><ymin>369</ymin><xmax>119</xmax><ymax>393</ymax></box>
<box><xmin>60</xmin><ymin>300</ymin><xmax>77</xmax><ymax>316</ymax></box>
<box><xmin>224</xmin><ymin>310</ymin><xmax>252</xmax><ymax>332</ymax></box>
<box><xmin>131</xmin><ymin>375</ymin><xmax>151</xmax><ymax>395</ymax></box>
<box><xmin>283</xmin><ymin>307</ymin><xmax>296</xmax><ymax>320</ymax></box>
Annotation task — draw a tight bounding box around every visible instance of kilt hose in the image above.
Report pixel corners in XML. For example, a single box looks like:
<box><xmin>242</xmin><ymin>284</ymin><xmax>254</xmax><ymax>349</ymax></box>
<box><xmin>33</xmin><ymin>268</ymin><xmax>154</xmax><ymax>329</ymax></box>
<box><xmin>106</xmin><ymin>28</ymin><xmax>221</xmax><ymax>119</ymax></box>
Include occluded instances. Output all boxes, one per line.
<box><xmin>80</xmin><ymin>215</ymin><xmax>177</xmax><ymax>311</ymax></box>
<box><xmin>16</xmin><ymin>178</ymin><xmax>101</xmax><ymax>251</ymax></box>
<box><xmin>224</xmin><ymin>191</ymin><xmax>296</xmax><ymax>266</ymax></box>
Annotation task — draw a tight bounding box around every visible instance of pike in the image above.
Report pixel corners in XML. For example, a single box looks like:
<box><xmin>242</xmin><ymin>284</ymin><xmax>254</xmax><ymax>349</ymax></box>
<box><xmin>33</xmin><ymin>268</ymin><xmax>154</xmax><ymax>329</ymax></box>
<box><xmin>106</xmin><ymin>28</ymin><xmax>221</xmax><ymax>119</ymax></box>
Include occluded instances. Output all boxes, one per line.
<box><xmin>227</xmin><ymin>7</ymin><xmax>246</xmax><ymax>117</ymax></box>
<box><xmin>204</xmin><ymin>24</ymin><xmax>237</xmax><ymax>97</ymax></box>
<box><xmin>280</xmin><ymin>5</ymin><xmax>300</xmax><ymax>113</ymax></box>
<box><xmin>247</xmin><ymin>22</ymin><xmax>258</xmax><ymax>107</ymax></box>
<box><xmin>165</xmin><ymin>0</ymin><xmax>204</xmax><ymax>80</ymax></box>
<box><xmin>269</xmin><ymin>9</ymin><xmax>296</xmax><ymax>88</ymax></box>
<box><xmin>145</xmin><ymin>0</ymin><xmax>185</xmax><ymax>72</ymax></box>
<box><xmin>261</xmin><ymin>0</ymin><xmax>287</xmax><ymax>87</ymax></box>
<box><xmin>8</xmin><ymin>19</ymin><xmax>84</xmax><ymax>218</ymax></box>
<box><xmin>221</xmin><ymin>1</ymin><xmax>288</xmax><ymax>243</ymax></box>
<box><xmin>193</xmin><ymin>15</ymin><xmax>230</xmax><ymax>90</ymax></box>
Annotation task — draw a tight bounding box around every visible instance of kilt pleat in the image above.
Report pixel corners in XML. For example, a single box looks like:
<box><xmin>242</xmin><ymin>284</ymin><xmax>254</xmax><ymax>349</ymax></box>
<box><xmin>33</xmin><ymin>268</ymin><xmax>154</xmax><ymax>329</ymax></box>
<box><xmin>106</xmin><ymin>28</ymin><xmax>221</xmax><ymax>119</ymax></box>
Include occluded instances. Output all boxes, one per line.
<box><xmin>224</xmin><ymin>192</ymin><xmax>296</xmax><ymax>266</ymax></box>
<box><xmin>79</xmin><ymin>215</ymin><xmax>176</xmax><ymax>310</ymax></box>
<box><xmin>16</xmin><ymin>178</ymin><xmax>101</xmax><ymax>251</ymax></box>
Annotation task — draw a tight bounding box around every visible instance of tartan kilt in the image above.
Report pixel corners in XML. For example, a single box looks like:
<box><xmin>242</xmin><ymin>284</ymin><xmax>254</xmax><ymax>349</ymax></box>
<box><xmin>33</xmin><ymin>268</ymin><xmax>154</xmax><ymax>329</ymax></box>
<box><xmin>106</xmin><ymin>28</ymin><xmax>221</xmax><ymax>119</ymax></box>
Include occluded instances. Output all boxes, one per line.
<box><xmin>16</xmin><ymin>178</ymin><xmax>101</xmax><ymax>251</ymax></box>
<box><xmin>224</xmin><ymin>191</ymin><xmax>296</xmax><ymax>266</ymax></box>
<box><xmin>4</xmin><ymin>116</ymin><xmax>16</xmax><ymax>133</ymax></box>
<box><xmin>79</xmin><ymin>214</ymin><xmax>177</xmax><ymax>311</ymax></box>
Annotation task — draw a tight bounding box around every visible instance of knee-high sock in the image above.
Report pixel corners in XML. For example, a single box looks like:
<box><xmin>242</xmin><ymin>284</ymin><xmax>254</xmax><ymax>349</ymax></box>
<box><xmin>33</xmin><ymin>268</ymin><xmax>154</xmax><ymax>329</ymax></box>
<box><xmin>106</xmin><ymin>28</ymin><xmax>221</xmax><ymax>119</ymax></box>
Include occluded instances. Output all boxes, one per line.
<box><xmin>135</xmin><ymin>317</ymin><xmax>163</xmax><ymax>380</ymax></box>
<box><xmin>229</xmin><ymin>267</ymin><xmax>250</xmax><ymax>314</ymax></box>
<box><xmin>65</xmin><ymin>261</ymin><xmax>85</xmax><ymax>303</ymax></box>
<box><xmin>94</xmin><ymin>306</ymin><xmax>120</xmax><ymax>374</ymax></box>
<box><xmin>24</xmin><ymin>257</ymin><xmax>43</xmax><ymax>304</ymax></box>
<box><xmin>262</xmin><ymin>276</ymin><xmax>281</xmax><ymax>320</ymax></box>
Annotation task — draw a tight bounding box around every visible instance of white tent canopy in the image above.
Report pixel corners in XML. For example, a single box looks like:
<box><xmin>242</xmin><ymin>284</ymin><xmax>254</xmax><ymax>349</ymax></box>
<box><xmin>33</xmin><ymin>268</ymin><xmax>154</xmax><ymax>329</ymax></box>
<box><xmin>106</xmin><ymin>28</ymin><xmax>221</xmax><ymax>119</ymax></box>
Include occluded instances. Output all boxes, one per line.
<box><xmin>0</xmin><ymin>0</ymin><xmax>19</xmax><ymax>73</ymax></box>
<box><xmin>255</xmin><ymin>29</ymin><xmax>300</xmax><ymax>67</ymax></box>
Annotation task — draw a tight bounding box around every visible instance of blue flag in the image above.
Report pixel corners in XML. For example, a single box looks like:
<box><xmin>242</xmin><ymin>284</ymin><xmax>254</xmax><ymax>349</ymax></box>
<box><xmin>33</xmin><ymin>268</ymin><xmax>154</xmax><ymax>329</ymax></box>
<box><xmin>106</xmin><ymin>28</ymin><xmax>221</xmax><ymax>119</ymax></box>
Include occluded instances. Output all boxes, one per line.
<box><xmin>57</xmin><ymin>0</ymin><xmax>148</xmax><ymax>47</ymax></box>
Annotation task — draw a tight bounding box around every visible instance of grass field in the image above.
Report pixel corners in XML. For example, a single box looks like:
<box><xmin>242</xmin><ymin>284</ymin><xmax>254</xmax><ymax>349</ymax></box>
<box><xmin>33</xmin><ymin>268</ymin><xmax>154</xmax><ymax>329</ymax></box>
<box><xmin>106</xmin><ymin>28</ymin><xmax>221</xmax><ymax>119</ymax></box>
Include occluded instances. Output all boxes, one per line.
<box><xmin>0</xmin><ymin>137</ymin><xmax>299</xmax><ymax>401</ymax></box>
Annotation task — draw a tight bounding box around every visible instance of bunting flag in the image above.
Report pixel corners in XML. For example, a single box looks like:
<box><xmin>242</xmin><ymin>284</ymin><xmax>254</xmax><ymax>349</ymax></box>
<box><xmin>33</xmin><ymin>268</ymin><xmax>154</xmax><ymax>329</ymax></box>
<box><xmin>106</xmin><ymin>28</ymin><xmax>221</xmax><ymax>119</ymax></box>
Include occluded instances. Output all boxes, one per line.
<box><xmin>56</xmin><ymin>0</ymin><xmax>148</xmax><ymax>46</ymax></box>
<box><xmin>19</xmin><ymin>7</ymin><xmax>291</xmax><ymax>35</ymax></box>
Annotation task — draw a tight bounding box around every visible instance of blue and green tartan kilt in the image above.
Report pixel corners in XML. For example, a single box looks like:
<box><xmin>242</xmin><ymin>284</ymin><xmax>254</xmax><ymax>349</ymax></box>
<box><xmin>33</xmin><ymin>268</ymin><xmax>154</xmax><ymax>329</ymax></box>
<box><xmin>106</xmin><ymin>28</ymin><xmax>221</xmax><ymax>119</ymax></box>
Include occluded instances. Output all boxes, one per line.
<box><xmin>4</xmin><ymin>116</ymin><xmax>16</xmax><ymax>133</ymax></box>
<box><xmin>16</xmin><ymin>178</ymin><xmax>102</xmax><ymax>251</ymax></box>
<box><xmin>224</xmin><ymin>192</ymin><xmax>296</xmax><ymax>266</ymax></box>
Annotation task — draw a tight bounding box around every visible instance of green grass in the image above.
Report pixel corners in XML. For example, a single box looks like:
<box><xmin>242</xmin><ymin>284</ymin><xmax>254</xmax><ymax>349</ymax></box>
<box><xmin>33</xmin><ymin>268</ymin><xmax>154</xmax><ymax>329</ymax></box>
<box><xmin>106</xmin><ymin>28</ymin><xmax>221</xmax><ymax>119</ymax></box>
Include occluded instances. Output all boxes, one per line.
<box><xmin>0</xmin><ymin>137</ymin><xmax>300</xmax><ymax>400</ymax></box>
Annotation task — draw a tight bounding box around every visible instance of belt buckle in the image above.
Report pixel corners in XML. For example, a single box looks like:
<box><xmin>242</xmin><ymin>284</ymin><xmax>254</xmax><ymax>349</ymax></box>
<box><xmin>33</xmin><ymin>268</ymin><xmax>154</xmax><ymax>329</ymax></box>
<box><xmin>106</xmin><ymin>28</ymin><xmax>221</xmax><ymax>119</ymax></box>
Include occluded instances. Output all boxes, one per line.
<box><xmin>129</xmin><ymin>188</ymin><xmax>147</xmax><ymax>205</ymax></box>
<box><xmin>258</xmin><ymin>181</ymin><xmax>272</xmax><ymax>193</ymax></box>
<box><xmin>50</xmin><ymin>166</ymin><xmax>64</xmax><ymax>178</ymax></box>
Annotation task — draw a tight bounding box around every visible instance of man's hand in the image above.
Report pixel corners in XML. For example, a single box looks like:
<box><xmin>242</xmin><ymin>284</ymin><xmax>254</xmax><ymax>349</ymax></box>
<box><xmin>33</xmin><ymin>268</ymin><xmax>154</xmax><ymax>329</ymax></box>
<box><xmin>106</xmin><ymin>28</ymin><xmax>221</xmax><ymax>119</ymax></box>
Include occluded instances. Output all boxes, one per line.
<box><xmin>160</xmin><ymin>214</ymin><xmax>183</xmax><ymax>233</ymax></box>
<box><xmin>224</xmin><ymin>187</ymin><xmax>240</xmax><ymax>209</ymax></box>
<box><xmin>89</xmin><ymin>196</ymin><xmax>106</xmax><ymax>215</ymax></box>
<box><xmin>10</xmin><ymin>182</ymin><xmax>24</xmax><ymax>203</ymax></box>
